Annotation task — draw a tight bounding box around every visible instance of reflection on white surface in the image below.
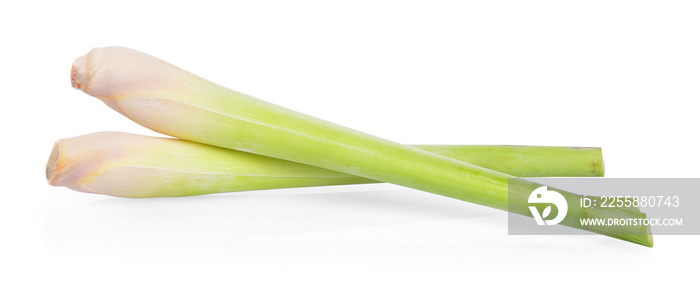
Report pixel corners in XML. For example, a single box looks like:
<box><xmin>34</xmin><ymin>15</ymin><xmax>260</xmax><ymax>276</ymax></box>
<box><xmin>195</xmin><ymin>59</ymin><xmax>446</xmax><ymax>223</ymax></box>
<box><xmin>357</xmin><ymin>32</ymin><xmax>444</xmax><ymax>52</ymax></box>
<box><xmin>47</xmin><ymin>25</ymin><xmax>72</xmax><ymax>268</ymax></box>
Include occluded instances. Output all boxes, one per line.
<box><xmin>37</xmin><ymin>183</ymin><xmax>648</xmax><ymax>284</ymax></box>
<box><xmin>42</xmin><ymin>184</ymin><xmax>502</xmax><ymax>250</ymax></box>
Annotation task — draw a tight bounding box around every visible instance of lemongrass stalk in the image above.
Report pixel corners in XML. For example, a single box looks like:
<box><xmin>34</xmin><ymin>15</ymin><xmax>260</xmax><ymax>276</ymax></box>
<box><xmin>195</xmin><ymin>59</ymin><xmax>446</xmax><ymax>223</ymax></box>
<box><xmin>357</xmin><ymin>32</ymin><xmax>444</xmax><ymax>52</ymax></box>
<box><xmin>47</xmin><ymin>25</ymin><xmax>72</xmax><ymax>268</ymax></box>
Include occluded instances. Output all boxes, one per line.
<box><xmin>46</xmin><ymin>132</ymin><xmax>603</xmax><ymax>197</ymax></box>
<box><xmin>69</xmin><ymin>47</ymin><xmax>651</xmax><ymax>246</ymax></box>
<box><xmin>46</xmin><ymin>131</ymin><xmax>371</xmax><ymax>196</ymax></box>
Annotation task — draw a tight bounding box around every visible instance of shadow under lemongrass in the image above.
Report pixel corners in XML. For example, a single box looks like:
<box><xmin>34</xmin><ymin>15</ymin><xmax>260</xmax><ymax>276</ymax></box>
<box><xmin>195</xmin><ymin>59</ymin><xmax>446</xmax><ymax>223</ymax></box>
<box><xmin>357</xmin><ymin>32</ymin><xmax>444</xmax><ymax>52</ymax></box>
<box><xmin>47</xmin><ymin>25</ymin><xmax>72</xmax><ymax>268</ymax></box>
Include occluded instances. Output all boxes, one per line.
<box><xmin>41</xmin><ymin>184</ymin><xmax>502</xmax><ymax>253</ymax></box>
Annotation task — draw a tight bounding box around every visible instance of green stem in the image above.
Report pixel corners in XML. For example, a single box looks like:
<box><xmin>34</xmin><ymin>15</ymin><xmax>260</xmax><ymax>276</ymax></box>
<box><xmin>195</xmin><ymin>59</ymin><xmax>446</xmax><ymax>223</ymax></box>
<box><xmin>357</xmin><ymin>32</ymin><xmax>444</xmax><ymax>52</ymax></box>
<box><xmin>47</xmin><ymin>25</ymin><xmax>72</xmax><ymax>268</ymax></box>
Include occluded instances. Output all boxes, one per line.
<box><xmin>416</xmin><ymin>145</ymin><xmax>604</xmax><ymax>177</ymax></box>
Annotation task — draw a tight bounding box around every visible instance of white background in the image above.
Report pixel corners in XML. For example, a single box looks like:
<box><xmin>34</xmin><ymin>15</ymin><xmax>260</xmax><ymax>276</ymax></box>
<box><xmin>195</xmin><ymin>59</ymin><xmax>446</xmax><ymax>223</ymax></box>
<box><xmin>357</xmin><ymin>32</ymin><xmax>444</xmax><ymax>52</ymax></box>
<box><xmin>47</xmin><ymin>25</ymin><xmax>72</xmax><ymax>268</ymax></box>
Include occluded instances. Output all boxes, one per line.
<box><xmin>2</xmin><ymin>0</ymin><xmax>698</xmax><ymax>292</ymax></box>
